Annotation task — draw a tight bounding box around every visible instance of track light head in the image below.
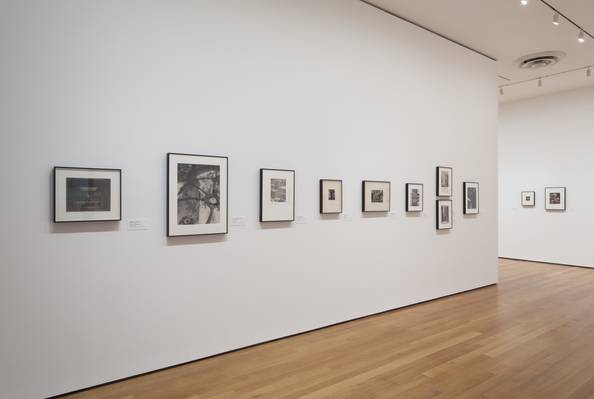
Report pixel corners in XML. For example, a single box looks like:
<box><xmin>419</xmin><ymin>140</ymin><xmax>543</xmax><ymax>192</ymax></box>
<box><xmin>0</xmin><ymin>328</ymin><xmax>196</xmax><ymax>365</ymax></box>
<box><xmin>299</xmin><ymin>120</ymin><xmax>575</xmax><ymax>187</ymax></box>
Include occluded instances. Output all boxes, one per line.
<box><xmin>552</xmin><ymin>12</ymin><xmax>560</xmax><ymax>25</ymax></box>
<box><xmin>538</xmin><ymin>78</ymin><xmax>543</xmax><ymax>87</ymax></box>
<box><xmin>578</xmin><ymin>31</ymin><xmax>586</xmax><ymax>43</ymax></box>
<box><xmin>588</xmin><ymin>68</ymin><xmax>592</xmax><ymax>78</ymax></box>
<box><xmin>500</xmin><ymin>87</ymin><xmax>504</xmax><ymax>95</ymax></box>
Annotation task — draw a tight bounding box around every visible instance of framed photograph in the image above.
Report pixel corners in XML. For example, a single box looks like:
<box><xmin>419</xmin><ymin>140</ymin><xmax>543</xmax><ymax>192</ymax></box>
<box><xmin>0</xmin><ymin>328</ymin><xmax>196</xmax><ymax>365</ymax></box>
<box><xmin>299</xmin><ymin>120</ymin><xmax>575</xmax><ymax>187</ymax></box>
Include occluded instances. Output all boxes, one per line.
<box><xmin>463</xmin><ymin>182</ymin><xmax>479</xmax><ymax>215</ymax></box>
<box><xmin>167</xmin><ymin>153</ymin><xmax>228</xmax><ymax>237</ymax></box>
<box><xmin>545</xmin><ymin>187</ymin><xmax>566</xmax><ymax>211</ymax></box>
<box><xmin>405</xmin><ymin>183</ymin><xmax>423</xmax><ymax>212</ymax></box>
<box><xmin>320</xmin><ymin>179</ymin><xmax>342</xmax><ymax>214</ymax></box>
<box><xmin>436</xmin><ymin>199</ymin><xmax>453</xmax><ymax>230</ymax></box>
<box><xmin>521</xmin><ymin>191</ymin><xmax>535</xmax><ymax>207</ymax></box>
<box><xmin>54</xmin><ymin>167</ymin><xmax>121</xmax><ymax>223</ymax></box>
<box><xmin>260</xmin><ymin>168</ymin><xmax>295</xmax><ymax>222</ymax></box>
<box><xmin>362</xmin><ymin>180</ymin><xmax>390</xmax><ymax>212</ymax></box>
<box><xmin>436</xmin><ymin>166</ymin><xmax>453</xmax><ymax>197</ymax></box>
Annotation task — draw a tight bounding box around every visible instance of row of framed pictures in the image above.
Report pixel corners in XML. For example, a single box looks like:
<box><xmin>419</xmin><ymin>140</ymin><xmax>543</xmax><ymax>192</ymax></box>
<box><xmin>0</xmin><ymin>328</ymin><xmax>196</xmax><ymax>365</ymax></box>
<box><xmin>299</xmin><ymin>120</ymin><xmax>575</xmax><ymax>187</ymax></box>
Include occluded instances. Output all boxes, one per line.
<box><xmin>521</xmin><ymin>187</ymin><xmax>566</xmax><ymax>211</ymax></box>
<box><xmin>53</xmin><ymin>154</ymin><xmax>479</xmax><ymax>236</ymax></box>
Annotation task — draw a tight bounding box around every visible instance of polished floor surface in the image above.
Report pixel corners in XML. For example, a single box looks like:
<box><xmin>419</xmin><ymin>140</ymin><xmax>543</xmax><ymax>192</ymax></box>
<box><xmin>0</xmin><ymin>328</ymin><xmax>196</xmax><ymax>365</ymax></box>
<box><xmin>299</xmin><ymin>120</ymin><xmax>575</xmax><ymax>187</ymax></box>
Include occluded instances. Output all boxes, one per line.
<box><xmin>63</xmin><ymin>259</ymin><xmax>594</xmax><ymax>399</ymax></box>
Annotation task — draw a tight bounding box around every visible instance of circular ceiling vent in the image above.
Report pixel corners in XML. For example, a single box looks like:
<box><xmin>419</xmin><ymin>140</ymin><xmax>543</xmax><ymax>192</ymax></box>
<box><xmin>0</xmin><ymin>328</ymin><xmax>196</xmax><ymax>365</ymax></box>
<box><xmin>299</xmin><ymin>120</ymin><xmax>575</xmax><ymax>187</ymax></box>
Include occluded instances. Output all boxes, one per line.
<box><xmin>516</xmin><ymin>51</ymin><xmax>566</xmax><ymax>69</ymax></box>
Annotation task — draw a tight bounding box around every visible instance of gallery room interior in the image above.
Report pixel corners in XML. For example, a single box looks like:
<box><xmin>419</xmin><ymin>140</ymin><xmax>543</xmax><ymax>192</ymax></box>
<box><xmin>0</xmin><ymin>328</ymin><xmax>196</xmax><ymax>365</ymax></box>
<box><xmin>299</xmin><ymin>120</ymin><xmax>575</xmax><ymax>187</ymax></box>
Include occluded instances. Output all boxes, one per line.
<box><xmin>1</xmin><ymin>0</ymin><xmax>594</xmax><ymax>398</ymax></box>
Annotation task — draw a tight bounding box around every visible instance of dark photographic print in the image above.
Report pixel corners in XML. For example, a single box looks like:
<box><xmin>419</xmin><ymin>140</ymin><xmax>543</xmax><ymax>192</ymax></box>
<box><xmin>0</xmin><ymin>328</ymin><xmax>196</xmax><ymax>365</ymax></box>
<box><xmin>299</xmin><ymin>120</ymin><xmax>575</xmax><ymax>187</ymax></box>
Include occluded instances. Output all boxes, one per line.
<box><xmin>441</xmin><ymin>205</ymin><xmax>449</xmax><ymax>223</ymax></box>
<box><xmin>270</xmin><ymin>178</ymin><xmax>287</xmax><ymax>202</ymax></box>
<box><xmin>463</xmin><ymin>182</ymin><xmax>479</xmax><ymax>215</ymax></box>
<box><xmin>549</xmin><ymin>193</ymin><xmax>560</xmax><ymax>204</ymax></box>
<box><xmin>521</xmin><ymin>191</ymin><xmax>535</xmax><ymax>207</ymax></box>
<box><xmin>411</xmin><ymin>189</ymin><xmax>420</xmax><ymax>207</ymax></box>
<box><xmin>371</xmin><ymin>189</ymin><xmax>384</xmax><ymax>203</ymax></box>
<box><xmin>168</xmin><ymin>153</ymin><xmax>228</xmax><ymax>236</ymax></box>
<box><xmin>545</xmin><ymin>187</ymin><xmax>566</xmax><ymax>211</ymax></box>
<box><xmin>436</xmin><ymin>199</ymin><xmax>453</xmax><ymax>230</ymax></box>
<box><xmin>436</xmin><ymin>166</ymin><xmax>453</xmax><ymax>197</ymax></box>
<box><xmin>328</xmin><ymin>189</ymin><xmax>336</xmax><ymax>201</ymax></box>
<box><xmin>406</xmin><ymin>183</ymin><xmax>423</xmax><ymax>212</ymax></box>
<box><xmin>320</xmin><ymin>179</ymin><xmax>342</xmax><ymax>214</ymax></box>
<box><xmin>177</xmin><ymin>163</ymin><xmax>220</xmax><ymax>225</ymax></box>
<box><xmin>54</xmin><ymin>167</ymin><xmax>121</xmax><ymax>223</ymax></box>
<box><xmin>362</xmin><ymin>181</ymin><xmax>390</xmax><ymax>212</ymax></box>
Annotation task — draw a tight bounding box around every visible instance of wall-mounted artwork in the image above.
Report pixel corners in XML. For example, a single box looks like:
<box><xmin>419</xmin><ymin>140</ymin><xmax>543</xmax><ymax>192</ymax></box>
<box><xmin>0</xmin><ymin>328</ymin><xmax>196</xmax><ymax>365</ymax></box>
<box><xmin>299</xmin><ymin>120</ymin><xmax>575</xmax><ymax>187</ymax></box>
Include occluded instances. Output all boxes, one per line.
<box><xmin>463</xmin><ymin>182</ymin><xmax>479</xmax><ymax>215</ymax></box>
<box><xmin>436</xmin><ymin>199</ymin><xmax>453</xmax><ymax>230</ymax></box>
<box><xmin>521</xmin><ymin>191</ymin><xmax>535</xmax><ymax>207</ymax></box>
<box><xmin>54</xmin><ymin>166</ymin><xmax>121</xmax><ymax>223</ymax></box>
<box><xmin>260</xmin><ymin>168</ymin><xmax>295</xmax><ymax>222</ymax></box>
<box><xmin>545</xmin><ymin>187</ymin><xmax>566</xmax><ymax>211</ymax></box>
<box><xmin>320</xmin><ymin>179</ymin><xmax>342</xmax><ymax>214</ymax></box>
<box><xmin>167</xmin><ymin>153</ymin><xmax>228</xmax><ymax>236</ymax></box>
<box><xmin>436</xmin><ymin>166</ymin><xmax>453</xmax><ymax>197</ymax></box>
<box><xmin>362</xmin><ymin>180</ymin><xmax>390</xmax><ymax>212</ymax></box>
<box><xmin>405</xmin><ymin>183</ymin><xmax>423</xmax><ymax>212</ymax></box>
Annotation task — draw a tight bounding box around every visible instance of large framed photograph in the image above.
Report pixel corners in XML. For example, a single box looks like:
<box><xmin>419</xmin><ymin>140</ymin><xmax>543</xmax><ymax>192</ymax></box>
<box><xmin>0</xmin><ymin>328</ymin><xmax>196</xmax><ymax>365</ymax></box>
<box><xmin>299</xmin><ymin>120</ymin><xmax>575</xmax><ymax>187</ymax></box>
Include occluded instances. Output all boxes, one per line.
<box><xmin>405</xmin><ymin>183</ymin><xmax>423</xmax><ymax>212</ymax></box>
<box><xmin>545</xmin><ymin>187</ymin><xmax>566</xmax><ymax>211</ymax></box>
<box><xmin>260</xmin><ymin>168</ymin><xmax>295</xmax><ymax>222</ymax></box>
<box><xmin>436</xmin><ymin>166</ymin><xmax>453</xmax><ymax>197</ymax></box>
<box><xmin>463</xmin><ymin>182</ymin><xmax>479</xmax><ymax>215</ymax></box>
<box><xmin>436</xmin><ymin>199</ymin><xmax>453</xmax><ymax>230</ymax></box>
<box><xmin>521</xmin><ymin>191</ymin><xmax>535</xmax><ymax>207</ymax></box>
<box><xmin>54</xmin><ymin>167</ymin><xmax>121</xmax><ymax>223</ymax></box>
<box><xmin>320</xmin><ymin>179</ymin><xmax>342</xmax><ymax>214</ymax></box>
<box><xmin>362</xmin><ymin>180</ymin><xmax>390</xmax><ymax>212</ymax></box>
<box><xmin>167</xmin><ymin>153</ymin><xmax>228</xmax><ymax>237</ymax></box>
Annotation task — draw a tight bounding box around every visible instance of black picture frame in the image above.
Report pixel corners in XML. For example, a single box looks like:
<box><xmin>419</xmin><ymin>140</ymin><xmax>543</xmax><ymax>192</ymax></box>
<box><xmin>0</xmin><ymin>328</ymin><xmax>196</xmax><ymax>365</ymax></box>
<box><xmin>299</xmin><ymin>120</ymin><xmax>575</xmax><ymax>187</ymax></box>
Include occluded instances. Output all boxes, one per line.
<box><xmin>167</xmin><ymin>152</ymin><xmax>229</xmax><ymax>237</ymax></box>
<box><xmin>53</xmin><ymin>166</ymin><xmax>122</xmax><ymax>223</ymax></box>
<box><xmin>436</xmin><ymin>199</ymin><xmax>453</xmax><ymax>230</ymax></box>
<box><xmin>521</xmin><ymin>191</ymin><xmax>536</xmax><ymax>207</ymax></box>
<box><xmin>463</xmin><ymin>182</ymin><xmax>480</xmax><ymax>215</ymax></box>
<box><xmin>436</xmin><ymin>166</ymin><xmax>453</xmax><ymax>197</ymax></box>
<box><xmin>544</xmin><ymin>187</ymin><xmax>566</xmax><ymax>211</ymax></box>
<box><xmin>405</xmin><ymin>183</ymin><xmax>424</xmax><ymax>212</ymax></box>
<box><xmin>260</xmin><ymin>168</ymin><xmax>295</xmax><ymax>222</ymax></box>
<box><xmin>362</xmin><ymin>180</ymin><xmax>391</xmax><ymax>212</ymax></box>
<box><xmin>319</xmin><ymin>179</ymin><xmax>343</xmax><ymax>214</ymax></box>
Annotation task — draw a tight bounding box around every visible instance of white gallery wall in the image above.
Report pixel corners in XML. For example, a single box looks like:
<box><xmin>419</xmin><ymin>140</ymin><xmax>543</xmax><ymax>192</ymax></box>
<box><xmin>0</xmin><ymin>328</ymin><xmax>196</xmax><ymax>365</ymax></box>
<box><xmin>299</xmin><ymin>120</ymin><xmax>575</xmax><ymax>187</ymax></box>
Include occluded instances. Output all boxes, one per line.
<box><xmin>0</xmin><ymin>1</ymin><xmax>498</xmax><ymax>397</ymax></box>
<box><xmin>499</xmin><ymin>86</ymin><xmax>594</xmax><ymax>268</ymax></box>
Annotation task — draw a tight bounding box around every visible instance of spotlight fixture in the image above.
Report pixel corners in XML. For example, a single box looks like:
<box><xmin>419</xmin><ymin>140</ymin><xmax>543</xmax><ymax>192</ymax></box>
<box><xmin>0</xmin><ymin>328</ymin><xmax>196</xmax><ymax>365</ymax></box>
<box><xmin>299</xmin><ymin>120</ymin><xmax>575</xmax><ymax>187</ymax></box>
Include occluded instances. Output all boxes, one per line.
<box><xmin>538</xmin><ymin>78</ymin><xmax>543</xmax><ymax>87</ymax></box>
<box><xmin>552</xmin><ymin>12</ymin><xmax>560</xmax><ymax>25</ymax></box>
<box><xmin>588</xmin><ymin>68</ymin><xmax>592</xmax><ymax>78</ymax></box>
<box><xmin>578</xmin><ymin>31</ymin><xmax>586</xmax><ymax>43</ymax></box>
<box><xmin>520</xmin><ymin>0</ymin><xmax>528</xmax><ymax>5</ymax></box>
<box><xmin>500</xmin><ymin>87</ymin><xmax>504</xmax><ymax>95</ymax></box>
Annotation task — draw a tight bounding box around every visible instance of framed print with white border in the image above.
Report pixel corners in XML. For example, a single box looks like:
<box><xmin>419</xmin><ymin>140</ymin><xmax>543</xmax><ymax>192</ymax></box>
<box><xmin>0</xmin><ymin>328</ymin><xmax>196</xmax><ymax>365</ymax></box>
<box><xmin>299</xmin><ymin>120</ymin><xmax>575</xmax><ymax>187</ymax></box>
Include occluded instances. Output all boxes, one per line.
<box><xmin>362</xmin><ymin>180</ymin><xmax>390</xmax><ymax>212</ymax></box>
<box><xmin>436</xmin><ymin>166</ymin><xmax>453</xmax><ymax>197</ymax></box>
<box><xmin>320</xmin><ymin>179</ymin><xmax>342</xmax><ymax>214</ymax></box>
<box><xmin>436</xmin><ymin>199</ymin><xmax>453</xmax><ymax>230</ymax></box>
<box><xmin>521</xmin><ymin>191</ymin><xmax>535</xmax><ymax>207</ymax></box>
<box><xmin>545</xmin><ymin>187</ymin><xmax>566</xmax><ymax>211</ymax></box>
<box><xmin>167</xmin><ymin>153</ymin><xmax>228</xmax><ymax>237</ymax></box>
<box><xmin>463</xmin><ymin>182</ymin><xmax>479</xmax><ymax>215</ymax></box>
<box><xmin>54</xmin><ymin>166</ymin><xmax>121</xmax><ymax>223</ymax></box>
<box><xmin>260</xmin><ymin>168</ymin><xmax>295</xmax><ymax>222</ymax></box>
<box><xmin>405</xmin><ymin>183</ymin><xmax>423</xmax><ymax>212</ymax></box>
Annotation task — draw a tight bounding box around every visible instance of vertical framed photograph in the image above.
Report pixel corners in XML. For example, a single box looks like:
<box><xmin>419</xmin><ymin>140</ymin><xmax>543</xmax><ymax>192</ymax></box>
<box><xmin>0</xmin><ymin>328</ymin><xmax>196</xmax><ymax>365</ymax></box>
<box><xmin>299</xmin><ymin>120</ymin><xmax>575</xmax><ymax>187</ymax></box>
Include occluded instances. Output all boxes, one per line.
<box><xmin>521</xmin><ymin>191</ymin><xmax>535</xmax><ymax>207</ymax></box>
<box><xmin>405</xmin><ymin>183</ymin><xmax>423</xmax><ymax>212</ymax></box>
<box><xmin>54</xmin><ymin>167</ymin><xmax>121</xmax><ymax>223</ymax></box>
<box><xmin>436</xmin><ymin>166</ymin><xmax>453</xmax><ymax>197</ymax></box>
<box><xmin>436</xmin><ymin>199</ymin><xmax>453</xmax><ymax>230</ymax></box>
<box><xmin>167</xmin><ymin>153</ymin><xmax>228</xmax><ymax>237</ymax></box>
<box><xmin>545</xmin><ymin>187</ymin><xmax>566</xmax><ymax>211</ymax></box>
<box><xmin>362</xmin><ymin>180</ymin><xmax>390</xmax><ymax>212</ymax></box>
<box><xmin>463</xmin><ymin>182</ymin><xmax>479</xmax><ymax>215</ymax></box>
<box><xmin>320</xmin><ymin>179</ymin><xmax>342</xmax><ymax>214</ymax></box>
<box><xmin>260</xmin><ymin>168</ymin><xmax>295</xmax><ymax>222</ymax></box>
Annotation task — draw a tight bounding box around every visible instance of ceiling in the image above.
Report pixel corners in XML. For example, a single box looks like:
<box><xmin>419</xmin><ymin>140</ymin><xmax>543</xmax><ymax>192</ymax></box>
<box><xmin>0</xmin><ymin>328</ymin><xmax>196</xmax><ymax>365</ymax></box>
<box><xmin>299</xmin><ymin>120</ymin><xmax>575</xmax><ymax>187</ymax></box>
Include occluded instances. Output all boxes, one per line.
<box><xmin>363</xmin><ymin>0</ymin><xmax>594</xmax><ymax>103</ymax></box>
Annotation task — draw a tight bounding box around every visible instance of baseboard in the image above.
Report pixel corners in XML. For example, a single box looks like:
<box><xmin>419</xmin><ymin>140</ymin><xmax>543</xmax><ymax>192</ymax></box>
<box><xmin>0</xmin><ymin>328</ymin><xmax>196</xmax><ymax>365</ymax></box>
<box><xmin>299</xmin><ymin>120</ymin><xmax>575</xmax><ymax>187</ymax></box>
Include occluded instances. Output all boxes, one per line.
<box><xmin>47</xmin><ymin>282</ymin><xmax>496</xmax><ymax>399</ymax></box>
<box><xmin>499</xmin><ymin>256</ymin><xmax>594</xmax><ymax>270</ymax></box>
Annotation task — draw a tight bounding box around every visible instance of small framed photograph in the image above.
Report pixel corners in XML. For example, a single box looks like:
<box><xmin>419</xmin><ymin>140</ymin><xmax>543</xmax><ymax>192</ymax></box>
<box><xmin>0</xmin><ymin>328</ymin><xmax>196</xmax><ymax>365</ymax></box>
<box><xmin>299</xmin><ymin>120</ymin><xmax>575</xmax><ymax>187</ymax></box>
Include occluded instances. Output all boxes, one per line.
<box><xmin>320</xmin><ymin>179</ymin><xmax>342</xmax><ymax>214</ymax></box>
<box><xmin>260</xmin><ymin>168</ymin><xmax>295</xmax><ymax>222</ymax></box>
<box><xmin>405</xmin><ymin>183</ymin><xmax>423</xmax><ymax>212</ymax></box>
<box><xmin>362</xmin><ymin>180</ymin><xmax>390</xmax><ymax>212</ymax></box>
<box><xmin>545</xmin><ymin>187</ymin><xmax>566</xmax><ymax>211</ymax></box>
<box><xmin>463</xmin><ymin>182</ymin><xmax>479</xmax><ymax>215</ymax></box>
<box><xmin>54</xmin><ymin>167</ymin><xmax>121</xmax><ymax>223</ymax></box>
<box><xmin>521</xmin><ymin>191</ymin><xmax>535</xmax><ymax>207</ymax></box>
<box><xmin>167</xmin><ymin>153</ymin><xmax>228</xmax><ymax>237</ymax></box>
<box><xmin>436</xmin><ymin>199</ymin><xmax>453</xmax><ymax>230</ymax></box>
<box><xmin>436</xmin><ymin>166</ymin><xmax>453</xmax><ymax>197</ymax></box>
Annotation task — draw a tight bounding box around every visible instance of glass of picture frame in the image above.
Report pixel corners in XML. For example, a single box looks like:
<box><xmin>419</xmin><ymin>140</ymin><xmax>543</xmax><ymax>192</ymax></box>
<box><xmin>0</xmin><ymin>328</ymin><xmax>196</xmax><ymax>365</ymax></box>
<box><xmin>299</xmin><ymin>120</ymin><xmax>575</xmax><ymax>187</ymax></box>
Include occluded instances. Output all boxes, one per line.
<box><xmin>545</xmin><ymin>187</ymin><xmax>566</xmax><ymax>211</ymax></box>
<box><xmin>405</xmin><ymin>183</ymin><xmax>423</xmax><ymax>212</ymax></box>
<box><xmin>53</xmin><ymin>166</ymin><xmax>122</xmax><ymax>223</ymax></box>
<box><xmin>436</xmin><ymin>199</ymin><xmax>453</xmax><ymax>230</ymax></box>
<box><xmin>320</xmin><ymin>179</ymin><xmax>342</xmax><ymax>214</ymax></box>
<box><xmin>436</xmin><ymin>166</ymin><xmax>453</xmax><ymax>197</ymax></box>
<box><xmin>362</xmin><ymin>180</ymin><xmax>391</xmax><ymax>212</ymax></box>
<box><xmin>521</xmin><ymin>191</ymin><xmax>535</xmax><ymax>207</ymax></box>
<box><xmin>463</xmin><ymin>182</ymin><xmax>479</xmax><ymax>215</ymax></box>
<box><xmin>260</xmin><ymin>168</ymin><xmax>295</xmax><ymax>222</ymax></box>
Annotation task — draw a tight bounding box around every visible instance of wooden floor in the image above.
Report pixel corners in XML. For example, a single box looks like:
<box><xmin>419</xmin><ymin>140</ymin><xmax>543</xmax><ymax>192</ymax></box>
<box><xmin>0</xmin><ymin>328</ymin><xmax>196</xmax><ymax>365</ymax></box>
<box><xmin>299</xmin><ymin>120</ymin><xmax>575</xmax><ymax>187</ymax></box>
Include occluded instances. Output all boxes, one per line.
<box><xmin>63</xmin><ymin>259</ymin><xmax>594</xmax><ymax>399</ymax></box>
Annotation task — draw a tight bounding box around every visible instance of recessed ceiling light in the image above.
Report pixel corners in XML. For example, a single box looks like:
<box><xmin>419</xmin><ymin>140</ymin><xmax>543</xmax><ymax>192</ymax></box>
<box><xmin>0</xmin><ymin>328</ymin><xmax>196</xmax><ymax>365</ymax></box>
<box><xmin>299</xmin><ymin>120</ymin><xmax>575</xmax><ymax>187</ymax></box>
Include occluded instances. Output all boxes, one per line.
<box><xmin>552</xmin><ymin>12</ymin><xmax>560</xmax><ymax>25</ymax></box>
<box><xmin>578</xmin><ymin>31</ymin><xmax>586</xmax><ymax>43</ymax></box>
<box><xmin>520</xmin><ymin>0</ymin><xmax>528</xmax><ymax>5</ymax></box>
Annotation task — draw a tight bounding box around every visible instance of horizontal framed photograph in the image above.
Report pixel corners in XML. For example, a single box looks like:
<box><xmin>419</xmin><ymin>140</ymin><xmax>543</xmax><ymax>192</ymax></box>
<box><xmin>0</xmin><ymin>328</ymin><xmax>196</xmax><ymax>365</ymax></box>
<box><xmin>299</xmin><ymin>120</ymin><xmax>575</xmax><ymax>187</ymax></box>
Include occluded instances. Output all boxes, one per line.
<box><xmin>463</xmin><ymin>182</ymin><xmax>479</xmax><ymax>215</ymax></box>
<box><xmin>362</xmin><ymin>180</ymin><xmax>390</xmax><ymax>212</ymax></box>
<box><xmin>545</xmin><ymin>187</ymin><xmax>566</xmax><ymax>211</ymax></box>
<box><xmin>436</xmin><ymin>199</ymin><xmax>453</xmax><ymax>230</ymax></box>
<box><xmin>320</xmin><ymin>179</ymin><xmax>342</xmax><ymax>214</ymax></box>
<box><xmin>521</xmin><ymin>191</ymin><xmax>535</xmax><ymax>207</ymax></box>
<box><xmin>405</xmin><ymin>183</ymin><xmax>423</xmax><ymax>212</ymax></box>
<box><xmin>436</xmin><ymin>166</ymin><xmax>453</xmax><ymax>197</ymax></box>
<box><xmin>167</xmin><ymin>153</ymin><xmax>228</xmax><ymax>237</ymax></box>
<box><xmin>54</xmin><ymin>166</ymin><xmax>121</xmax><ymax>223</ymax></box>
<box><xmin>260</xmin><ymin>168</ymin><xmax>295</xmax><ymax>222</ymax></box>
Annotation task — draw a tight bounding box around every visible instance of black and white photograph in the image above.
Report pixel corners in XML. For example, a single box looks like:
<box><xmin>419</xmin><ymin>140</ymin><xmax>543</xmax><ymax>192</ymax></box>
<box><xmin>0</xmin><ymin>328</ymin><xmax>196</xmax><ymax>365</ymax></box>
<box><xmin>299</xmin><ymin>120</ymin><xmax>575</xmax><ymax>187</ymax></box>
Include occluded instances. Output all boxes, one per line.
<box><xmin>436</xmin><ymin>199</ymin><xmax>453</xmax><ymax>230</ymax></box>
<box><xmin>167</xmin><ymin>153</ymin><xmax>228</xmax><ymax>236</ymax></box>
<box><xmin>362</xmin><ymin>180</ymin><xmax>390</xmax><ymax>212</ymax></box>
<box><xmin>521</xmin><ymin>191</ymin><xmax>535</xmax><ymax>207</ymax></box>
<box><xmin>545</xmin><ymin>187</ymin><xmax>566</xmax><ymax>211</ymax></box>
<box><xmin>320</xmin><ymin>179</ymin><xmax>342</xmax><ymax>214</ymax></box>
<box><xmin>406</xmin><ymin>183</ymin><xmax>424</xmax><ymax>212</ymax></box>
<box><xmin>261</xmin><ymin>168</ymin><xmax>295</xmax><ymax>222</ymax></box>
<box><xmin>463</xmin><ymin>182</ymin><xmax>479</xmax><ymax>215</ymax></box>
<box><xmin>436</xmin><ymin>166</ymin><xmax>453</xmax><ymax>197</ymax></box>
<box><xmin>54</xmin><ymin>167</ymin><xmax>121</xmax><ymax>223</ymax></box>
